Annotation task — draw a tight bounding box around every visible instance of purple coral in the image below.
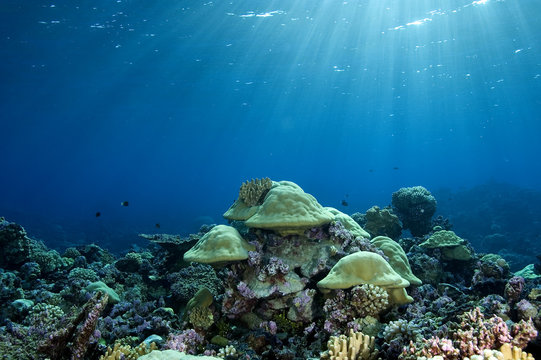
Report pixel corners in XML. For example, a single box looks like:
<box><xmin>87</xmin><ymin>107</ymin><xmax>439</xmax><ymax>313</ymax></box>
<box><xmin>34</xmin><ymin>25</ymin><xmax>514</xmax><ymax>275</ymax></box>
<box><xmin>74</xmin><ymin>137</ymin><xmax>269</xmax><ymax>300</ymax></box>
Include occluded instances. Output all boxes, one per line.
<box><xmin>516</xmin><ymin>299</ymin><xmax>538</xmax><ymax>321</ymax></box>
<box><xmin>71</xmin><ymin>292</ymin><xmax>109</xmax><ymax>359</ymax></box>
<box><xmin>260</xmin><ymin>320</ymin><xmax>278</xmax><ymax>335</ymax></box>
<box><xmin>454</xmin><ymin>307</ymin><xmax>511</xmax><ymax>356</ymax></box>
<box><xmin>305</xmin><ymin>226</ymin><xmax>327</xmax><ymax>241</ymax></box>
<box><xmin>247</xmin><ymin>251</ymin><xmax>261</xmax><ymax>268</ymax></box>
<box><xmin>257</xmin><ymin>257</ymin><xmax>289</xmax><ymax>281</ymax></box>
<box><xmin>504</xmin><ymin>276</ymin><xmax>524</xmax><ymax>303</ymax></box>
<box><xmin>221</xmin><ymin>281</ymin><xmax>257</xmax><ymax>319</ymax></box>
<box><xmin>290</xmin><ymin>289</ymin><xmax>315</xmax><ymax>323</ymax></box>
<box><xmin>329</xmin><ymin>221</ymin><xmax>354</xmax><ymax>247</ymax></box>
<box><xmin>511</xmin><ymin>318</ymin><xmax>538</xmax><ymax>349</ymax></box>
<box><xmin>322</xmin><ymin>290</ymin><xmax>349</xmax><ymax>333</ymax></box>
<box><xmin>166</xmin><ymin>329</ymin><xmax>204</xmax><ymax>354</ymax></box>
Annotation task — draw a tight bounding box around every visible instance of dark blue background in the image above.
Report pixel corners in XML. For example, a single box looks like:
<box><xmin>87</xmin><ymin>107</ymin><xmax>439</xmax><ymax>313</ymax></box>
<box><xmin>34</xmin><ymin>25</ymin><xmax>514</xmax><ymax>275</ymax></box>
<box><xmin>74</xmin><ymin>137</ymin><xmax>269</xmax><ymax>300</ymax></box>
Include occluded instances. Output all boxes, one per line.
<box><xmin>1</xmin><ymin>0</ymin><xmax>540</xmax><ymax>255</ymax></box>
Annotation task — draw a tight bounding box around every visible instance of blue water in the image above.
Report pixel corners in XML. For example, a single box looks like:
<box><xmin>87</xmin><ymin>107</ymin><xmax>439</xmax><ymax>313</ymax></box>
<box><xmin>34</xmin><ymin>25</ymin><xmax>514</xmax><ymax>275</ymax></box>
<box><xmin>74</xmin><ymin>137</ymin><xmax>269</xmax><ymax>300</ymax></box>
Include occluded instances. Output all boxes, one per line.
<box><xmin>1</xmin><ymin>0</ymin><xmax>540</xmax><ymax>254</ymax></box>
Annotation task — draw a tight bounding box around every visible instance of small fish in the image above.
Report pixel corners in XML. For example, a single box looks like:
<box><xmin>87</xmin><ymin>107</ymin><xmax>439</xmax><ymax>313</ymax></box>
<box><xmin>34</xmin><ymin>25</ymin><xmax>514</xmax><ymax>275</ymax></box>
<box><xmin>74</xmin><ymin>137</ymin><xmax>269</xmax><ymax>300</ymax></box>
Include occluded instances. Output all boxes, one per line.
<box><xmin>393</xmin><ymin>167</ymin><xmax>399</xmax><ymax>170</ymax></box>
<box><xmin>155</xmin><ymin>223</ymin><xmax>161</xmax><ymax>229</ymax></box>
<box><xmin>341</xmin><ymin>200</ymin><xmax>349</xmax><ymax>206</ymax></box>
<box><xmin>121</xmin><ymin>201</ymin><xmax>129</xmax><ymax>207</ymax></box>
<box><xmin>95</xmin><ymin>212</ymin><xmax>101</xmax><ymax>217</ymax></box>
<box><xmin>368</xmin><ymin>169</ymin><xmax>374</xmax><ymax>173</ymax></box>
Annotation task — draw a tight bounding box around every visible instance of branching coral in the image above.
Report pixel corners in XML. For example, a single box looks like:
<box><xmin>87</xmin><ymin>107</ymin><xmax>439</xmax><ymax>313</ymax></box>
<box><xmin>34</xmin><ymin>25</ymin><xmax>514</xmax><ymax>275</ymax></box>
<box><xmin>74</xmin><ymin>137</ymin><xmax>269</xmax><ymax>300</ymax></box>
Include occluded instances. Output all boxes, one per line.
<box><xmin>217</xmin><ymin>344</ymin><xmax>238</xmax><ymax>358</ymax></box>
<box><xmin>382</xmin><ymin>319</ymin><xmax>421</xmax><ymax>344</ymax></box>
<box><xmin>38</xmin><ymin>291</ymin><xmax>109</xmax><ymax>360</ymax></box>
<box><xmin>323</xmin><ymin>284</ymin><xmax>390</xmax><ymax>333</ymax></box>
<box><xmin>510</xmin><ymin>318</ymin><xmax>538</xmax><ymax>349</ymax></box>
<box><xmin>399</xmin><ymin>307</ymin><xmax>538</xmax><ymax>360</ymax></box>
<box><xmin>99</xmin><ymin>341</ymin><xmax>157</xmax><ymax>360</ymax></box>
<box><xmin>239</xmin><ymin>178</ymin><xmax>272</xmax><ymax>206</ymax></box>
<box><xmin>321</xmin><ymin>329</ymin><xmax>379</xmax><ymax>360</ymax></box>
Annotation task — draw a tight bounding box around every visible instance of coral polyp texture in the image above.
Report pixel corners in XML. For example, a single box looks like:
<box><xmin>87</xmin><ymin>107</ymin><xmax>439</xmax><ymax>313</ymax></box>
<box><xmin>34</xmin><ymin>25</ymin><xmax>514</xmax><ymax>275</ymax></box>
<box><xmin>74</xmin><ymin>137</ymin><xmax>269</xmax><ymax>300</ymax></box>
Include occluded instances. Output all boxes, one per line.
<box><xmin>317</xmin><ymin>251</ymin><xmax>414</xmax><ymax>305</ymax></box>
<box><xmin>1</xmin><ymin>180</ymin><xmax>540</xmax><ymax>360</ymax></box>
<box><xmin>321</xmin><ymin>329</ymin><xmax>379</xmax><ymax>360</ymax></box>
<box><xmin>183</xmin><ymin>225</ymin><xmax>255</xmax><ymax>264</ymax></box>
<box><xmin>391</xmin><ymin>186</ymin><xmax>437</xmax><ymax>237</ymax></box>
<box><xmin>238</xmin><ymin>177</ymin><xmax>273</xmax><ymax>207</ymax></box>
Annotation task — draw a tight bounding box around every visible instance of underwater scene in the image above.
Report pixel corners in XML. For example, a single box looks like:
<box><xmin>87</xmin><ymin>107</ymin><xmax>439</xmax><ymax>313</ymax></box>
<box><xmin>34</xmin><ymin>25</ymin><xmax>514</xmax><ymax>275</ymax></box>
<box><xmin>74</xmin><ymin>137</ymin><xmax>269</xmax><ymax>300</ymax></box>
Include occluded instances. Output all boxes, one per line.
<box><xmin>1</xmin><ymin>0</ymin><xmax>541</xmax><ymax>359</ymax></box>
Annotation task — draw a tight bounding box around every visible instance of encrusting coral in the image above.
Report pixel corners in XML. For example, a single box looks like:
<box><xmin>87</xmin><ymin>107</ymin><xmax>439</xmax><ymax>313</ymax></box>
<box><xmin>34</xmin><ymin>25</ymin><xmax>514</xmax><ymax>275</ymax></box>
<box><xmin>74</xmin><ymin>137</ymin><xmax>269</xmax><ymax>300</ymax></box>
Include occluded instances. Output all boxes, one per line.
<box><xmin>419</xmin><ymin>230</ymin><xmax>473</xmax><ymax>261</ymax></box>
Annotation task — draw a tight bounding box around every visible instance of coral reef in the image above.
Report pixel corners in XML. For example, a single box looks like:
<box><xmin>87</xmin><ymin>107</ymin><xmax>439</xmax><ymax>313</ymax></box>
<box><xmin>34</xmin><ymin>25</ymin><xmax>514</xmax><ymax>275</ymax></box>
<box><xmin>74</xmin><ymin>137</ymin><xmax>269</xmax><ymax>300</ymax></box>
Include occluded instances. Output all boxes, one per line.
<box><xmin>1</xmin><ymin>180</ymin><xmax>540</xmax><ymax>360</ymax></box>
<box><xmin>321</xmin><ymin>329</ymin><xmax>378</xmax><ymax>360</ymax></box>
<box><xmin>239</xmin><ymin>178</ymin><xmax>273</xmax><ymax>207</ymax></box>
<box><xmin>392</xmin><ymin>186</ymin><xmax>437</xmax><ymax>237</ymax></box>
<box><xmin>363</xmin><ymin>206</ymin><xmax>402</xmax><ymax>239</ymax></box>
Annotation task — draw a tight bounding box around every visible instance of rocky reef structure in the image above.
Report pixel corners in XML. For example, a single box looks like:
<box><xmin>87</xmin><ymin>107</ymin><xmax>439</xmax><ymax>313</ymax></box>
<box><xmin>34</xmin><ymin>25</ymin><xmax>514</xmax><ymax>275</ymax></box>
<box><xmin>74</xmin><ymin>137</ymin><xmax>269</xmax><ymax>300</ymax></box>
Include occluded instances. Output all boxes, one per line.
<box><xmin>363</xmin><ymin>206</ymin><xmax>402</xmax><ymax>239</ymax></box>
<box><xmin>0</xmin><ymin>180</ymin><xmax>540</xmax><ymax>360</ymax></box>
<box><xmin>392</xmin><ymin>186</ymin><xmax>437</xmax><ymax>237</ymax></box>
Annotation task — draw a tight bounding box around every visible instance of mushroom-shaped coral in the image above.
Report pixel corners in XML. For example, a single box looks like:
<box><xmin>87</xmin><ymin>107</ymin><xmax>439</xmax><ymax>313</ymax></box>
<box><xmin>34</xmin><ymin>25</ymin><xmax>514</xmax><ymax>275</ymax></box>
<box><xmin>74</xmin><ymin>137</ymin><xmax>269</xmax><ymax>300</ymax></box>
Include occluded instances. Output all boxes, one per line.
<box><xmin>420</xmin><ymin>230</ymin><xmax>473</xmax><ymax>261</ymax></box>
<box><xmin>326</xmin><ymin>208</ymin><xmax>371</xmax><ymax>239</ymax></box>
<box><xmin>371</xmin><ymin>236</ymin><xmax>422</xmax><ymax>286</ymax></box>
<box><xmin>223</xmin><ymin>199</ymin><xmax>260</xmax><ymax>221</ymax></box>
<box><xmin>244</xmin><ymin>181</ymin><xmax>334</xmax><ymax>235</ymax></box>
<box><xmin>391</xmin><ymin>186</ymin><xmax>436</xmax><ymax>237</ymax></box>
<box><xmin>183</xmin><ymin>225</ymin><xmax>255</xmax><ymax>264</ymax></box>
<box><xmin>317</xmin><ymin>251</ymin><xmax>413</xmax><ymax>305</ymax></box>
